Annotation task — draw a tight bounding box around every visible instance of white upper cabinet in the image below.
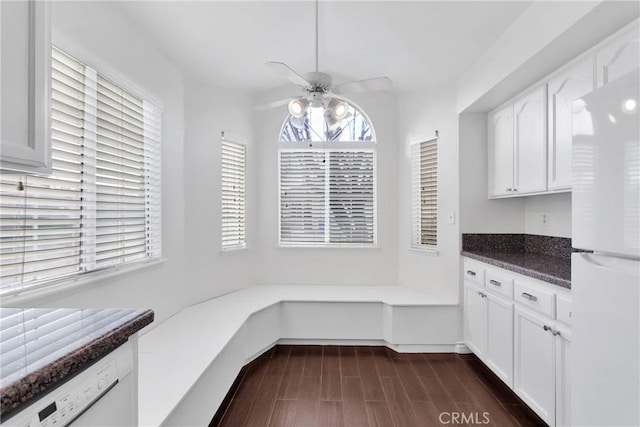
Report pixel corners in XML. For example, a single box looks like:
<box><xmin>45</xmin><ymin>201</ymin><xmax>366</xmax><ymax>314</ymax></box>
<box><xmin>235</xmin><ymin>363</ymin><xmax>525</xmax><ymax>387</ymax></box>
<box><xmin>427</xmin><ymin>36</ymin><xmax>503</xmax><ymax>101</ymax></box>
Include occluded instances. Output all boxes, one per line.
<box><xmin>547</xmin><ymin>58</ymin><xmax>595</xmax><ymax>191</ymax></box>
<box><xmin>0</xmin><ymin>0</ymin><xmax>51</xmax><ymax>175</ymax></box>
<box><xmin>596</xmin><ymin>23</ymin><xmax>640</xmax><ymax>87</ymax></box>
<box><xmin>513</xmin><ymin>85</ymin><xmax>547</xmax><ymax>195</ymax></box>
<box><xmin>488</xmin><ymin>105</ymin><xmax>514</xmax><ymax>197</ymax></box>
<box><xmin>488</xmin><ymin>85</ymin><xmax>547</xmax><ymax>198</ymax></box>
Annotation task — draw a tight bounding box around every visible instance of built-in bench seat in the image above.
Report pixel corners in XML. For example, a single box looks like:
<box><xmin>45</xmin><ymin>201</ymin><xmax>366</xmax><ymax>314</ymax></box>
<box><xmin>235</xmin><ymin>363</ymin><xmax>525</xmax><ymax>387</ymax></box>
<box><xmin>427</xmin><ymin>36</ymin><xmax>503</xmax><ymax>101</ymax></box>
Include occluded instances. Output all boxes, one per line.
<box><xmin>137</xmin><ymin>284</ymin><xmax>459</xmax><ymax>426</ymax></box>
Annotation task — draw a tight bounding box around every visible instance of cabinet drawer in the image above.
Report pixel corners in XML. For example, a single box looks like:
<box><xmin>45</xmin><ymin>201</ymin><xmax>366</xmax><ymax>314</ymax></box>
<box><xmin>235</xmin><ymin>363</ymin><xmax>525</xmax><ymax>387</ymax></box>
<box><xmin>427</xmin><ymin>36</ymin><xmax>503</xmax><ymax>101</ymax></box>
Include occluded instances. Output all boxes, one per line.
<box><xmin>485</xmin><ymin>269</ymin><xmax>514</xmax><ymax>299</ymax></box>
<box><xmin>514</xmin><ymin>281</ymin><xmax>555</xmax><ymax>317</ymax></box>
<box><xmin>556</xmin><ymin>295</ymin><xmax>571</xmax><ymax>326</ymax></box>
<box><xmin>463</xmin><ymin>260</ymin><xmax>485</xmax><ymax>286</ymax></box>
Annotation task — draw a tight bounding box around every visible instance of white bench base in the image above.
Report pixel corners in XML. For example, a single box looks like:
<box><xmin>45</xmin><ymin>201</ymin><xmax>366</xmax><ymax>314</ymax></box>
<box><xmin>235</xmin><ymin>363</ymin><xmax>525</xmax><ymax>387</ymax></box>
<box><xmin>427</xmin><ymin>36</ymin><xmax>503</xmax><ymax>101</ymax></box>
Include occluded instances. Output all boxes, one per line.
<box><xmin>138</xmin><ymin>285</ymin><xmax>460</xmax><ymax>426</ymax></box>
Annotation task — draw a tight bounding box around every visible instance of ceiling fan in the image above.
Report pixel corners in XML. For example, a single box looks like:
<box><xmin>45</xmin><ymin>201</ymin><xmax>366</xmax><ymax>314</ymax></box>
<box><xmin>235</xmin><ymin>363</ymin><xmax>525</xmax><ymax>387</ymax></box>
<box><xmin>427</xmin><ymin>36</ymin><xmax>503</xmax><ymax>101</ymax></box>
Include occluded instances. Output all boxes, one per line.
<box><xmin>256</xmin><ymin>0</ymin><xmax>392</xmax><ymax>118</ymax></box>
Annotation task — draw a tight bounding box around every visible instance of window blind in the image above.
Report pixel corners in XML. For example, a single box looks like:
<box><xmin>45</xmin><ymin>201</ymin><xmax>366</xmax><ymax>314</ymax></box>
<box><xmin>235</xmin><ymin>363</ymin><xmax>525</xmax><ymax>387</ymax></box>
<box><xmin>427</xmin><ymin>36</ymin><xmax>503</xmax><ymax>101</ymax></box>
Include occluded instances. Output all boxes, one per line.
<box><xmin>0</xmin><ymin>47</ymin><xmax>161</xmax><ymax>297</ymax></box>
<box><xmin>411</xmin><ymin>139</ymin><xmax>438</xmax><ymax>248</ymax></box>
<box><xmin>221</xmin><ymin>139</ymin><xmax>246</xmax><ymax>249</ymax></box>
<box><xmin>279</xmin><ymin>150</ymin><xmax>375</xmax><ymax>245</ymax></box>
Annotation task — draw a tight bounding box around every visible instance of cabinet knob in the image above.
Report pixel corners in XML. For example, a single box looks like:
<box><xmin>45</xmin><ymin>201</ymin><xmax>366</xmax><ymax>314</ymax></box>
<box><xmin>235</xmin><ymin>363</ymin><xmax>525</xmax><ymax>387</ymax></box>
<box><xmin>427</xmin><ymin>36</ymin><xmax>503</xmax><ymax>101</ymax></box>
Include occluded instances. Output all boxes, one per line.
<box><xmin>505</xmin><ymin>188</ymin><xmax>512</xmax><ymax>192</ymax></box>
<box><xmin>489</xmin><ymin>279</ymin><xmax>501</xmax><ymax>287</ymax></box>
<box><xmin>543</xmin><ymin>325</ymin><xmax>551</xmax><ymax>332</ymax></box>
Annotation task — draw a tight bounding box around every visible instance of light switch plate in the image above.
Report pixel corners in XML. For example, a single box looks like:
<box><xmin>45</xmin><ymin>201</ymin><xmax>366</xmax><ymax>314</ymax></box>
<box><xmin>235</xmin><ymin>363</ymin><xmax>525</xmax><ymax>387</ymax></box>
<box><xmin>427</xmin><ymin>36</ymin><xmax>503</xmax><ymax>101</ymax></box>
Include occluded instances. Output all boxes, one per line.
<box><xmin>447</xmin><ymin>211</ymin><xmax>456</xmax><ymax>224</ymax></box>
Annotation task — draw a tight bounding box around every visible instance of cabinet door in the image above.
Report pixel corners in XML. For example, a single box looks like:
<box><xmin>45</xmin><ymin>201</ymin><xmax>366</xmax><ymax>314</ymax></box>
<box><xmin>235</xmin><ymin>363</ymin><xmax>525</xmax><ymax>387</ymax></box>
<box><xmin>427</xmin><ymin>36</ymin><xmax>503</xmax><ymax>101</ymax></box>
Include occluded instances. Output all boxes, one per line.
<box><xmin>513</xmin><ymin>85</ymin><xmax>547</xmax><ymax>195</ymax></box>
<box><xmin>463</xmin><ymin>284</ymin><xmax>486</xmax><ymax>358</ymax></box>
<box><xmin>488</xmin><ymin>105</ymin><xmax>514</xmax><ymax>197</ymax></box>
<box><xmin>513</xmin><ymin>306</ymin><xmax>555</xmax><ymax>426</ymax></box>
<box><xmin>547</xmin><ymin>58</ymin><xmax>594</xmax><ymax>191</ymax></box>
<box><xmin>597</xmin><ymin>23</ymin><xmax>640</xmax><ymax>87</ymax></box>
<box><xmin>0</xmin><ymin>0</ymin><xmax>51</xmax><ymax>174</ymax></box>
<box><xmin>485</xmin><ymin>293</ymin><xmax>514</xmax><ymax>388</ymax></box>
<box><xmin>555</xmin><ymin>329</ymin><xmax>571</xmax><ymax>427</ymax></box>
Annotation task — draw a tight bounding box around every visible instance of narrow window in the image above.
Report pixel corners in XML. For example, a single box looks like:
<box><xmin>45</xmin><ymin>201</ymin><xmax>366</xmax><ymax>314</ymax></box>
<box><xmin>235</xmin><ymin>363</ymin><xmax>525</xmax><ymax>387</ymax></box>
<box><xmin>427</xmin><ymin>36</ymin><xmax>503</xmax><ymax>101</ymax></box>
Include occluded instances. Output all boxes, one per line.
<box><xmin>411</xmin><ymin>139</ymin><xmax>438</xmax><ymax>249</ymax></box>
<box><xmin>221</xmin><ymin>138</ymin><xmax>246</xmax><ymax>250</ymax></box>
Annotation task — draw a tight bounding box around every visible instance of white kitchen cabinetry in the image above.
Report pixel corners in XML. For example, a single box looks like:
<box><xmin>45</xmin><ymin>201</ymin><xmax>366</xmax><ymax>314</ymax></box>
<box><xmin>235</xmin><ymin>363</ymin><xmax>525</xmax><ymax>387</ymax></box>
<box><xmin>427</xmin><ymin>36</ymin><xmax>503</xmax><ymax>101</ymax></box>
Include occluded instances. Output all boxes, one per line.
<box><xmin>555</xmin><ymin>327</ymin><xmax>571</xmax><ymax>427</ymax></box>
<box><xmin>488</xmin><ymin>105</ymin><xmax>514</xmax><ymax>197</ymax></box>
<box><xmin>547</xmin><ymin>58</ymin><xmax>594</xmax><ymax>191</ymax></box>
<box><xmin>488</xmin><ymin>85</ymin><xmax>546</xmax><ymax>198</ymax></box>
<box><xmin>596</xmin><ymin>22</ymin><xmax>640</xmax><ymax>87</ymax></box>
<box><xmin>0</xmin><ymin>0</ymin><xmax>51</xmax><ymax>174</ymax></box>
<box><xmin>463</xmin><ymin>257</ymin><xmax>571</xmax><ymax>426</ymax></box>
<box><xmin>513</xmin><ymin>306</ymin><xmax>556</xmax><ymax>426</ymax></box>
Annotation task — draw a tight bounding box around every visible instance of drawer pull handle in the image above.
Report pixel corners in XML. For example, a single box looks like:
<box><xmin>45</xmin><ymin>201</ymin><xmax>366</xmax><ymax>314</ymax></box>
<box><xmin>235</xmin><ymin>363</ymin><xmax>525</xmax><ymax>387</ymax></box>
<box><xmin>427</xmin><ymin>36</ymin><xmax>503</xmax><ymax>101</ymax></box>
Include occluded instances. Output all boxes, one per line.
<box><xmin>553</xmin><ymin>330</ymin><xmax>561</xmax><ymax>337</ymax></box>
<box><xmin>543</xmin><ymin>325</ymin><xmax>551</xmax><ymax>332</ymax></box>
<box><xmin>466</xmin><ymin>270</ymin><xmax>476</xmax><ymax>276</ymax></box>
<box><xmin>522</xmin><ymin>292</ymin><xmax>538</xmax><ymax>302</ymax></box>
<box><xmin>489</xmin><ymin>279</ymin><xmax>501</xmax><ymax>286</ymax></box>
<box><xmin>506</xmin><ymin>188</ymin><xmax>513</xmax><ymax>192</ymax></box>
<box><xmin>477</xmin><ymin>291</ymin><xmax>486</xmax><ymax>298</ymax></box>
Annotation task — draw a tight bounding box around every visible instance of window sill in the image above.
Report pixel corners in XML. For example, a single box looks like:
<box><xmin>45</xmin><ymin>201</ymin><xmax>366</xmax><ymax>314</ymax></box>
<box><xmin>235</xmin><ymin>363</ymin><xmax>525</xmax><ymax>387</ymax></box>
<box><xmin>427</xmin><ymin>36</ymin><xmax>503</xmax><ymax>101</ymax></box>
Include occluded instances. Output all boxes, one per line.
<box><xmin>220</xmin><ymin>245</ymin><xmax>248</xmax><ymax>254</ymax></box>
<box><xmin>1</xmin><ymin>258</ymin><xmax>166</xmax><ymax>307</ymax></box>
<box><xmin>278</xmin><ymin>244</ymin><xmax>380</xmax><ymax>250</ymax></box>
<box><xmin>409</xmin><ymin>246</ymin><xmax>440</xmax><ymax>256</ymax></box>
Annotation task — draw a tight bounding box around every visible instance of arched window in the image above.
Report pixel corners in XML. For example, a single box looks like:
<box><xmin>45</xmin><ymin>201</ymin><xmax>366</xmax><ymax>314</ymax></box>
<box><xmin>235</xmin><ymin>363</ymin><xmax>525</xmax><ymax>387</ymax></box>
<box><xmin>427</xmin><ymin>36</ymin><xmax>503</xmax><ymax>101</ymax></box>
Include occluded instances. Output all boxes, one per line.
<box><xmin>278</xmin><ymin>98</ymin><xmax>376</xmax><ymax>246</ymax></box>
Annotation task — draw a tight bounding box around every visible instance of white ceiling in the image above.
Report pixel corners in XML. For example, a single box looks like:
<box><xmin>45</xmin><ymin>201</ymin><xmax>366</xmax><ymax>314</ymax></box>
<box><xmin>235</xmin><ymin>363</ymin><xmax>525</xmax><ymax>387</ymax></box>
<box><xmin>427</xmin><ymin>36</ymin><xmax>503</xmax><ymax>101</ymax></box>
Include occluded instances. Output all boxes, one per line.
<box><xmin>118</xmin><ymin>1</ymin><xmax>532</xmax><ymax>95</ymax></box>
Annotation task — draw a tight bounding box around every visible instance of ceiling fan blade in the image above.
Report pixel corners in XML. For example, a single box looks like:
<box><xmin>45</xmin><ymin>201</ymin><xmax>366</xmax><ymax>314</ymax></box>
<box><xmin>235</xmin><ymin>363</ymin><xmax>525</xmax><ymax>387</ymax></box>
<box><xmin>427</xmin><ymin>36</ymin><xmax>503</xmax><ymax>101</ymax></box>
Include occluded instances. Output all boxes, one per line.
<box><xmin>265</xmin><ymin>62</ymin><xmax>310</xmax><ymax>87</ymax></box>
<box><xmin>254</xmin><ymin>98</ymin><xmax>293</xmax><ymax>110</ymax></box>
<box><xmin>335</xmin><ymin>76</ymin><xmax>393</xmax><ymax>94</ymax></box>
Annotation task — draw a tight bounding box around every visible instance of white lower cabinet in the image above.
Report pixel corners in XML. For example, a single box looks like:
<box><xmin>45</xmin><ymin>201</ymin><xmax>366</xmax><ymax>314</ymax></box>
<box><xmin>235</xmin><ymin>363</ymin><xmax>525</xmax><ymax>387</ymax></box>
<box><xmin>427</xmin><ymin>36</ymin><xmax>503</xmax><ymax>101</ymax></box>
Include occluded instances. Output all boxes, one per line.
<box><xmin>485</xmin><ymin>292</ymin><xmax>514</xmax><ymax>387</ymax></box>
<box><xmin>513</xmin><ymin>306</ymin><xmax>556</xmax><ymax>426</ymax></box>
<box><xmin>463</xmin><ymin>258</ymin><xmax>571</xmax><ymax>427</ymax></box>
<box><xmin>463</xmin><ymin>282</ymin><xmax>514</xmax><ymax>387</ymax></box>
<box><xmin>463</xmin><ymin>283</ymin><xmax>487</xmax><ymax>358</ymax></box>
<box><xmin>555</xmin><ymin>328</ymin><xmax>571</xmax><ymax>427</ymax></box>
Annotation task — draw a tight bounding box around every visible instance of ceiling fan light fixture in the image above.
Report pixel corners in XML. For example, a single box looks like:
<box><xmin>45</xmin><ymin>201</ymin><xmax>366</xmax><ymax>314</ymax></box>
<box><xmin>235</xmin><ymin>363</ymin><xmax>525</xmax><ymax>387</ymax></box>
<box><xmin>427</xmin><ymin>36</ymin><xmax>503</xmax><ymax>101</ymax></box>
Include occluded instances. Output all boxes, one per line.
<box><xmin>330</xmin><ymin>99</ymin><xmax>349</xmax><ymax>121</ymax></box>
<box><xmin>288</xmin><ymin>98</ymin><xmax>309</xmax><ymax>117</ymax></box>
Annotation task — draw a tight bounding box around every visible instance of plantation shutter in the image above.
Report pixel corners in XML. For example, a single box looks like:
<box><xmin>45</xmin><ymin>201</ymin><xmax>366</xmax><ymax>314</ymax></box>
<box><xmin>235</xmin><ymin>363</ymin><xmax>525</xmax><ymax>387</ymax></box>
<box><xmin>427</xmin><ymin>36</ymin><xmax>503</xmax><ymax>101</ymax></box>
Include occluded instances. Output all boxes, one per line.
<box><xmin>280</xmin><ymin>151</ymin><xmax>326</xmax><ymax>243</ymax></box>
<box><xmin>411</xmin><ymin>139</ymin><xmax>438</xmax><ymax>248</ymax></box>
<box><xmin>0</xmin><ymin>47</ymin><xmax>161</xmax><ymax>297</ymax></box>
<box><xmin>221</xmin><ymin>139</ymin><xmax>246</xmax><ymax>249</ymax></box>
<box><xmin>329</xmin><ymin>151</ymin><xmax>374</xmax><ymax>243</ymax></box>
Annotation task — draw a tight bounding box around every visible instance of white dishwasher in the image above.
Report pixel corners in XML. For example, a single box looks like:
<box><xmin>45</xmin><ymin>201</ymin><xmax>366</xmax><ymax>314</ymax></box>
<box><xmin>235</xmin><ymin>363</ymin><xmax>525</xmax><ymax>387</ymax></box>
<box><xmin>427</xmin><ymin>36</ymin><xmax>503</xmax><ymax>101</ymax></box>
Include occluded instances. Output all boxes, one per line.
<box><xmin>3</xmin><ymin>341</ymin><xmax>136</xmax><ymax>427</ymax></box>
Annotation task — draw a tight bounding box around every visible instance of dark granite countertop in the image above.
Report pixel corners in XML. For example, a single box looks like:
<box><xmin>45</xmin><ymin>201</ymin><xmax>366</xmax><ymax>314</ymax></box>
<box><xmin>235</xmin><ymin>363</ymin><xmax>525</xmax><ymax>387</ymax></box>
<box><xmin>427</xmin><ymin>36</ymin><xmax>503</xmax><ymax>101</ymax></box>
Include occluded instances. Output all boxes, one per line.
<box><xmin>461</xmin><ymin>234</ymin><xmax>575</xmax><ymax>289</ymax></box>
<box><xmin>461</xmin><ymin>250</ymin><xmax>572</xmax><ymax>289</ymax></box>
<box><xmin>0</xmin><ymin>308</ymin><xmax>154</xmax><ymax>419</ymax></box>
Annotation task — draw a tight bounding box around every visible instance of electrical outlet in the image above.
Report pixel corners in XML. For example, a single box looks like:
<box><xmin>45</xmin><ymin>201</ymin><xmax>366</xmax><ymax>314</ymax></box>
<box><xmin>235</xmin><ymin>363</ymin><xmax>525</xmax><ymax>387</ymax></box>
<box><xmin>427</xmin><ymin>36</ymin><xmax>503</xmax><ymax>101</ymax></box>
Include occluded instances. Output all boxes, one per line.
<box><xmin>541</xmin><ymin>212</ymin><xmax>549</xmax><ymax>226</ymax></box>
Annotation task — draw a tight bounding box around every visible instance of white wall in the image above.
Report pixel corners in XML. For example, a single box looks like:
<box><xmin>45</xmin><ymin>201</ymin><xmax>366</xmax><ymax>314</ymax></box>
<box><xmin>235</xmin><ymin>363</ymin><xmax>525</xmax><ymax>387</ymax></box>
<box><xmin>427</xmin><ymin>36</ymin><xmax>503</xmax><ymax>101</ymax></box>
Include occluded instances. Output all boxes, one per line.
<box><xmin>3</xmin><ymin>1</ymin><xmax>189</xmax><ymax>326</ymax></box>
<box><xmin>459</xmin><ymin>113</ymin><xmax>525</xmax><ymax>234</ymax></box>
<box><xmin>254</xmin><ymin>91</ymin><xmax>399</xmax><ymax>286</ymax></box>
<box><xmin>396</xmin><ymin>85</ymin><xmax>459</xmax><ymax>302</ymax></box>
<box><xmin>183</xmin><ymin>81</ymin><xmax>257</xmax><ymax>305</ymax></box>
<box><xmin>525</xmin><ymin>193</ymin><xmax>572</xmax><ymax>238</ymax></box>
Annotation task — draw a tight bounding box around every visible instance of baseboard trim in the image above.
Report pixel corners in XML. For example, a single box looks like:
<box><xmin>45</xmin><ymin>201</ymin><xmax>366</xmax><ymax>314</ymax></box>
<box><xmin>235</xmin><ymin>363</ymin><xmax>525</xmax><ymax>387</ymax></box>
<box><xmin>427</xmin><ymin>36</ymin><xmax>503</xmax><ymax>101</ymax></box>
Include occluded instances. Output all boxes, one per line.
<box><xmin>455</xmin><ymin>341</ymin><xmax>472</xmax><ymax>354</ymax></box>
<box><xmin>275</xmin><ymin>338</ymin><xmax>460</xmax><ymax>353</ymax></box>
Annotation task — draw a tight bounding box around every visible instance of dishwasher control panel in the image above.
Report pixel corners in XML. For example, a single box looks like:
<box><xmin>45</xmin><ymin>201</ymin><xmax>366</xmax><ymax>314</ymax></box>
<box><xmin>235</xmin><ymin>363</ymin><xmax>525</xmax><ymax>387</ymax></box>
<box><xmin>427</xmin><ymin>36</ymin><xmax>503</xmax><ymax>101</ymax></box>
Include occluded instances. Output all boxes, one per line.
<box><xmin>4</xmin><ymin>341</ymin><xmax>133</xmax><ymax>427</ymax></box>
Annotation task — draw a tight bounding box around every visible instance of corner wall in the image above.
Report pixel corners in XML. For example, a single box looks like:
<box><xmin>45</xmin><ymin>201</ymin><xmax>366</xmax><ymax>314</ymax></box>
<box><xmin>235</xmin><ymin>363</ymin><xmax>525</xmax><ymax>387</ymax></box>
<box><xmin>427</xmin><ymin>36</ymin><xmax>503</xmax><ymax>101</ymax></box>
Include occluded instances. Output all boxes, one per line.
<box><xmin>396</xmin><ymin>85</ymin><xmax>460</xmax><ymax>302</ymax></box>
<box><xmin>183</xmin><ymin>81</ymin><xmax>257</xmax><ymax>305</ymax></box>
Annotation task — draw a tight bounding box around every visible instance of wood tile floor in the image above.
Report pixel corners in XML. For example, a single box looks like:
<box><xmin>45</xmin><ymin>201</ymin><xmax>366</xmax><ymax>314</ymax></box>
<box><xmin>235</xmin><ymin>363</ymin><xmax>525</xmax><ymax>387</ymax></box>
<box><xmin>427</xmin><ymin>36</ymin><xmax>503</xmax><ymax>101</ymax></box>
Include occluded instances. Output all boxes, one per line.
<box><xmin>210</xmin><ymin>345</ymin><xmax>546</xmax><ymax>427</ymax></box>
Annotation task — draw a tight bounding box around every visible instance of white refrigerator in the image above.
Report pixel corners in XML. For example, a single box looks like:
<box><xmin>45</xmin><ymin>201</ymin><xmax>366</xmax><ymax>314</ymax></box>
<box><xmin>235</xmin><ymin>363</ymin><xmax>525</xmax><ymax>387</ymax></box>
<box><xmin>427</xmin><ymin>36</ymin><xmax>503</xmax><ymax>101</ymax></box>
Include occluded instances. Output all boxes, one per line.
<box><xmin>571</xmin><ymin>69</ymin><xmax>640</xmax><ymax>426</ymax></box>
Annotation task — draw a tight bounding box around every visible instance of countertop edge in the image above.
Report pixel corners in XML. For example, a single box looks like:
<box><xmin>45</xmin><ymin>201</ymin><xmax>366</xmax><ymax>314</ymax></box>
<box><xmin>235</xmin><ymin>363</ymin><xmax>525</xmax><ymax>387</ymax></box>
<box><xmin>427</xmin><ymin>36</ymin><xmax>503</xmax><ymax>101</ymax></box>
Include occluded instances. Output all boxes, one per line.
<box><xmin>461</xmin><ymin>251</ymin><xmax>571</xmax><ymax>290</ymax></box>
<box><xmin>0</xmin><ymin>309</ymin><xmax>154</xmax><ymax>419</ymax></box>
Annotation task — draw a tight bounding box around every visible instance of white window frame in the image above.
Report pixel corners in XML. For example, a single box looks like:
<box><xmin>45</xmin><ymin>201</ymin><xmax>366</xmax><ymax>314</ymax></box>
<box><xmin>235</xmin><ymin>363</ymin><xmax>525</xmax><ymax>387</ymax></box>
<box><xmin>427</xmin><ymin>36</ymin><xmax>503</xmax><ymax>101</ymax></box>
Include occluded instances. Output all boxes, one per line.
<box><xmin>410</xmin><ymin>138</ymin><xmax>438</xmax><ymax>254</ymax></box>
<box><xmin>221</xmin><ymin>136</ymin><xmax>247</xmax><ymax>251</ymax></box>
<box><xmin>278</xmin><ymin>143</ymin><xmax>377</xmax><ymax>248</ymax></box>
<box><xmin>0</xmin><ymin>46</ymin><xmax>163</xmax><ymax>300</ymax></box>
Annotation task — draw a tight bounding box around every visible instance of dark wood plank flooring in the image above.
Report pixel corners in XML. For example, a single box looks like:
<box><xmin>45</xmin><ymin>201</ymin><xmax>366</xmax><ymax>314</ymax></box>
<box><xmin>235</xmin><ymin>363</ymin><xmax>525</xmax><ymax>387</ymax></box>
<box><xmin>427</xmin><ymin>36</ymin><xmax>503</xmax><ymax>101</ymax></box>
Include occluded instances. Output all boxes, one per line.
<box><xmin>210</xmin><ymin>345</ymin><xmax>546</xmax><ymax>427</ymax></box>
